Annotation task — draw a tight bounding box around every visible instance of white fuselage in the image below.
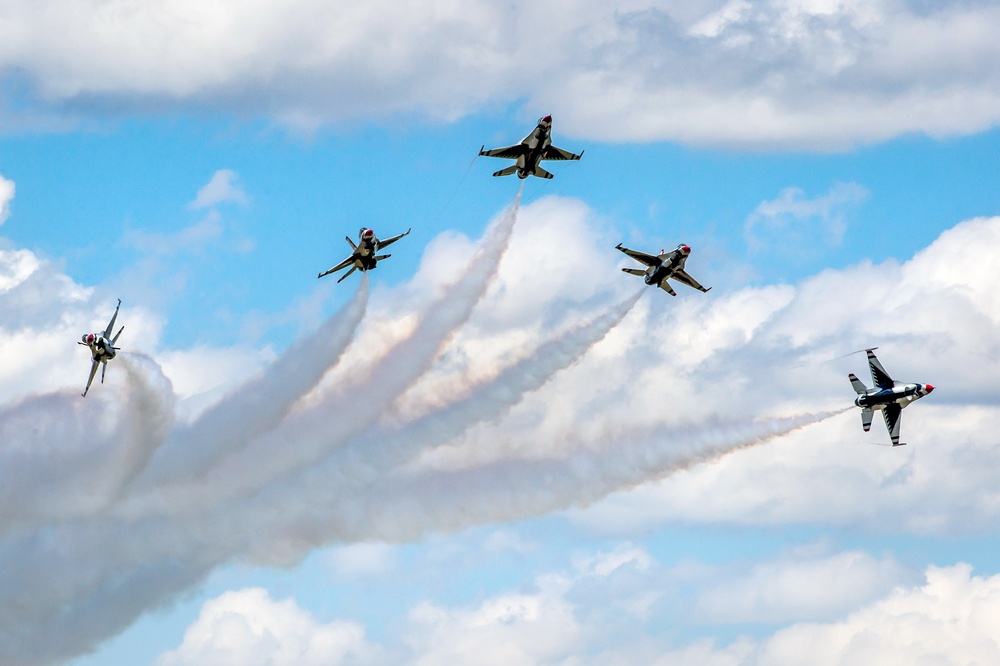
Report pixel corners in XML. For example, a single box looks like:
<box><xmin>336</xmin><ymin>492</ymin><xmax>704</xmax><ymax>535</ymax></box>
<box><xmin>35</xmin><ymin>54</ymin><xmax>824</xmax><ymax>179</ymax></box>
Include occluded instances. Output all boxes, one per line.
<box><xmin>855</xmin><ymin>383</ymin><xmax>932</xmax><ymax>411</ymax></box>
<box><xmin>515</xmin><ymin>121</ymin><xmax>552</xmax><ymax>178</ymax></box>
<box><xmin>645</xmin><ymin>249</ymin><xmax>688</xmax><ymax>286</ymax></box>
<box><xmin>82</xmin><ymin>335</ymin><xmax>116</xmax><ymax>362</ymax></box>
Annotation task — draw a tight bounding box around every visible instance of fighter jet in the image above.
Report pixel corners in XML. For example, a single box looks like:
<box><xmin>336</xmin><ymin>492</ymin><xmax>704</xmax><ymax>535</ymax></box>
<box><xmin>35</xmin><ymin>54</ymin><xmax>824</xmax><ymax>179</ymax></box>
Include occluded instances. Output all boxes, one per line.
<box><xmin>615</xmin><ymin>243</ymin><xmax>712</xmax><ymax>296</ymax></box>
<box><xmin>849</xmin><ymin>348</ymin><xmax>934</xmax><ymax>446</ymax></box>
<box><xmin>79</xmin><ymin>299</ymin><xmax>124</xmax><ymax>397</ymax></box>
<box><xmin>479</xmin><ymin>115</ymin><xmax>583</xmax><ymax>179</ymax></box>
<box><xmin>318</xmin><ymin>227</ymin><xmax>411</xmax><ymax>282</ymax></box>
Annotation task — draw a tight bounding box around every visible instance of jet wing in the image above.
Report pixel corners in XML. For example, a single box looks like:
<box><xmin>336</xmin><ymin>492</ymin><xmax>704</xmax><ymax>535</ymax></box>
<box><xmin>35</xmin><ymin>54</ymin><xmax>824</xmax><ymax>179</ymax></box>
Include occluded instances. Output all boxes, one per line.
<box><xmin>479</xmin><ymin>144</ymin><xmax>528</xmax><ymax>160</ymax></box>
<box><xmin>867</xmin><ymin>349</ymin><xmax>894</xmax><ymax>390</ymax></box>
<box><xmin>83</xmin><ymin>358</ymin><xmax>100</xmax><ymax>397</ymax></box>
<box><xmin>103</xmin><ymin>299</ymin><xmax>121</xmax><ymax>339</ymax></box>
<box><xmin>615</xmin><ymin>244</ymin><xmax>660</xmax><ymax>267</ymax></box>
<box><xmin>883</xmin><ymin>403</ymin><xmax>903</xmax><ymax>446</ymax></box>
<box><xmin>541</xmin><ymin>145</ymin><xmax>583</xmax><ymax>161</ymax></box>
<box><xmin>376</xmin><ymin>228</ymin><xmax>411</xmax><ymax>250</ymax></box>
<box><xmin>671</xmin><ymin>269</ymin><xmax>711</xmax><ymax>293</ymax></box>
<box><xmin>318</xmin><ymin>256</ymin><xmax>355</xmax><ymax>279</ymax></box>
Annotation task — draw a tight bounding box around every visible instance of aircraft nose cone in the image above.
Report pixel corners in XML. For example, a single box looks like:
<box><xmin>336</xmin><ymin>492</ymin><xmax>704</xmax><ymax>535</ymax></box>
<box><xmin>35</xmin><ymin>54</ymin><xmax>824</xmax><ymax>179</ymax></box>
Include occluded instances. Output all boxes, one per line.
<box><xmin>542</xmin><ymin>115</ymin><xmax>552</xmax><ymax>122</ymax></box>
<box><xmin>925</xmin><ymin>384</ymin><xmax>935</xmax><ymax>393</ymax></box>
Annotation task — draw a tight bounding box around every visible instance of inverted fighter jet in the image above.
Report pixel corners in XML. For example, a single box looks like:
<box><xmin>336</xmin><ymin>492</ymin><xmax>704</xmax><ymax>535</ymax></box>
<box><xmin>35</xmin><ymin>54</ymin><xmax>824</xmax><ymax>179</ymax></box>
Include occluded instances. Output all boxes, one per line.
<box><xmin>318</xmin><ymin>227</ymin><xmax>411</xmax><ymax>282</ymax></box>
<box><xmin>849</xmin><ymin>348</ymin><xmax>934</xmax><ymax>446</ymax></box>
<box><xmin>479</xmin><ymin>115</ymin><xmax>583</xmax><ymax>179</ymax></box>
<box><xmin>615</xmin><ymin>243</ymin><xmax>712</xmax><ymax>296</ymax></box>
<box><xmin>79</xmin><ymin>299</ymin><xmax>124</xmax><ymax>397</ymax></box>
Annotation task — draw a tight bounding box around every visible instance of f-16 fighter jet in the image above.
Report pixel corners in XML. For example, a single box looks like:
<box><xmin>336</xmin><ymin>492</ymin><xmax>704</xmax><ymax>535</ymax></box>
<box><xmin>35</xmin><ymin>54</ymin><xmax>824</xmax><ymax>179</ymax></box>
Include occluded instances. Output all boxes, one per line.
<box><xmin>79</xmin><ymin>299</ymin><xmax>124</xmax><ymax>397</ymax></box>
<box><xmin>849</xmin><ymin>348</ymin><xmax>934</xmax><ymax>446</ymax></box>
<box><xmin>479</xmin><ymin>115</ymin><xmax>583</xmax><ymax>179</ymax></box>
<box><xmin>318</xmin><ymin>227</ymin><xmax>411</xmax><ymax>282</ymax></box>
<box><xmin>615</xmin><ymin>243</ymin><xmax>712</xmax><ymax>296</ymax></box>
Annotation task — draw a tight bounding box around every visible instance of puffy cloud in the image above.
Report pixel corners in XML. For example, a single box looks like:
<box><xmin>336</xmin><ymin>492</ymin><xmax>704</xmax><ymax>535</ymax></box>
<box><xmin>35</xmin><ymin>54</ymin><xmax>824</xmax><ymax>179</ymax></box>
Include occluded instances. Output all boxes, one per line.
<box><xmin>155</xmin><ymin>588</ymin><xmax>375</xmax><ymax>666</ymax></box>
<box><xmin>156</xmin><ymin>544</ymin><xmax>937</xmax><ymax>665</ymax></box>
<box><xmin>722</xmin><ymin>563</ymin><xmax>1000</xmax><ymax>666</ymax></box>
<box><xmin>189</xmin><ymin>170</ymin><xmax>249</xmax><ymax>210</ymax></box>
<box><xmin>1</xmin><ymin>2</ymin><xmax>1000</xmax><ymax>147</ymax></box>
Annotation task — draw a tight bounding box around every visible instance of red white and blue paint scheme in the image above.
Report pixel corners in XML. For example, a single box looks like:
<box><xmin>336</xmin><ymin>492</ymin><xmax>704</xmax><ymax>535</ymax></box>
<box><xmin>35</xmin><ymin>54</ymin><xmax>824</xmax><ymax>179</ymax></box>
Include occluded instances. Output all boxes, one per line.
<box><xmin>78</xmin><ymin>299</ymin><xmax>124</xmax><ymax>397</ymax></box>
<box><xmin>849</xmin><ymin>348</ymin><xmax>934</xmax><ymax>447</ymax></box>
<box><xmin>479</xmin><ymin>115</ymin><xmax>583</xmax><ymax>180</ymax></box>
<box><xmin>615</xmin><ymin>242</ymin><xmax>712</xmax><ymax>297</ymax></box>
<box><xmin>317</xmin><ymin>227</ymin><xmax>411</xmax><ymax>283</ymax></box>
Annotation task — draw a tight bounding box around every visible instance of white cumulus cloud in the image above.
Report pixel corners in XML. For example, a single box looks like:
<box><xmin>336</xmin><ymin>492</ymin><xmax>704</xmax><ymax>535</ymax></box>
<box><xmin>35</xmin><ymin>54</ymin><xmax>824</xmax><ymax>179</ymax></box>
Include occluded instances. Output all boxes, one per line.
<box><xmin>2</xmin><ymin>1</ymin><xmax>1000</xmax><ymax>147</ymax></box>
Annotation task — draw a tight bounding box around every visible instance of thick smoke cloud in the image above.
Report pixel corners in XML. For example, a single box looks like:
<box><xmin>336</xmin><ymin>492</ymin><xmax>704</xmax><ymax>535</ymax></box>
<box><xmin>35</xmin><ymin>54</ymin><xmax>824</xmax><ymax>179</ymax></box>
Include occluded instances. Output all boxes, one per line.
<box><xmin>0</xmin><ymin>189</ymin><xmax>829</xmax><ymax>664</ymax></box>
<box><xmin>5</xmin><ymin>200</ymin><xmax>1000</xmax><ymax>663</ymax></box>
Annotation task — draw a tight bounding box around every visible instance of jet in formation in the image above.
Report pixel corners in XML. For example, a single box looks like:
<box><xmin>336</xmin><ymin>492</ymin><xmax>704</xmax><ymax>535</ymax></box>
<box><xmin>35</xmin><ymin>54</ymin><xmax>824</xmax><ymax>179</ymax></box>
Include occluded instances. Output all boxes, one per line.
<box><xmin>79</xmin><ymin>299</ymin><xmax>124</xmax><ymax>397</ymax></box>
<box><xmin>318</xmin><ymin>227</ymin><xmax>411</xmax><ymax>282</ymax></box>
<box><xmin>615</xmin><ymin>243</ymin><xmax>712</xmax><ymax>296</ymax></box>
<box><xmin>479</xmin><ymin>115</ymin><xmax>584</xmax><ymax>180</ymax></box>
<box><xmin>849</xmin><ymin>348</ymin><xmax>934</xmax><ymax>446</ymax></box>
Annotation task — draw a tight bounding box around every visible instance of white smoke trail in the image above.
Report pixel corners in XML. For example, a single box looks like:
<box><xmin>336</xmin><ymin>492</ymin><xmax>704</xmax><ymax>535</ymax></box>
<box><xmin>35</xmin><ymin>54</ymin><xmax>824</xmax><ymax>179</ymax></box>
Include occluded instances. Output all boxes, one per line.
<box><xmin>320</xmin><ymin>289</ymin><xmax>645</xmax><ymax>485</ymax></box>
<box><xmin>0</xmin><ymin>408</ymin><xmax>845</xmax><ymax>665</ymax></box>
<box><xmin>141</xmin><ymin>277</ymin><xmax>370</xmax><ymax>484</ymax></box>
<box><xmin>260</xmin><ymin>410</ymin><xmax>849</xmax><ymax>548</ymax></box>
<box><xmin>0</xmin><ymin>353</ymin><xmax>174</xmax><ymax>533</ymax></box>
<box><xmin>126</xmin><ymin>187</ymin><xmax>525</xmax><ymax>513</ymax></box>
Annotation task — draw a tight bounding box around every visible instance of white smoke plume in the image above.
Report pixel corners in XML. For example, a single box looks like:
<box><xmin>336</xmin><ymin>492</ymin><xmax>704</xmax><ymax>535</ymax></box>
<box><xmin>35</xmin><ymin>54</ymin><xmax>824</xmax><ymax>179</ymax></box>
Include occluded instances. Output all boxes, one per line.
<box><xmin>143</xmin><ymin>276</ymin><xmax>370</xmax><ymax>484</ymax></box>
<box><xmin>0</xmin><ymin>352</ymin><xmax>173</xmax><ymax>534</ymax></box>
<box><xmin>0</xmin><ymin>189</ymin><xmax>853</xmax><ymax>664</ymax></box>
<box><xmin>125</xmin><ymin>185</ymin><xmax>525</xmax><ymax>513</ymax></box>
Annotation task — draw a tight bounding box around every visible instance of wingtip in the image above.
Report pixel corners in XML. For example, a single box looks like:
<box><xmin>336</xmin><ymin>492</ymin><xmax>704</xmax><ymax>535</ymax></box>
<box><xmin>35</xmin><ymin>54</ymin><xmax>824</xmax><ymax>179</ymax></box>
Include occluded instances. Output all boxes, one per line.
<box><xmin>478</xmin><ymin>145</ymin><xmax>485</xmax><ymax>155</ymax></box>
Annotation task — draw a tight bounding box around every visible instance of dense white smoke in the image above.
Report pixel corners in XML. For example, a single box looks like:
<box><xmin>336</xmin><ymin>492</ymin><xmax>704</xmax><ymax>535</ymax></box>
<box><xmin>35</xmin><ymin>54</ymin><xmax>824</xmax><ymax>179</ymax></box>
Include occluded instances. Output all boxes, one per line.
<box><xmin>0</xmin><ymin>189</ymin><xmax>848</xmax><ymax>664</ymax></box>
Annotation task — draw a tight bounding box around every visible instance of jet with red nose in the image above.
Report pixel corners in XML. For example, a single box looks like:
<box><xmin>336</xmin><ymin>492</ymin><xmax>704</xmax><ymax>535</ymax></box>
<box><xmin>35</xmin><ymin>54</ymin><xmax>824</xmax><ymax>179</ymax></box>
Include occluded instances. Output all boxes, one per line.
<box><xmin>849</xmin><ymin>348</ymin><xmax>934</xmax><ymax>446</ymax></box>
<box><xmin>479</xmin><ymin>115</ymin><xmax>584</xmax><ymax>180</ymax></box>
<box><xmin>318</xmin><ymin>226</ymin><xmax>411</xmax><ymax>282</ymax></box>
<box><xmin>78</xmin><ymin>299</ymin><xmax>124</xmax><ymax>397</ymax></box>
<box><xmin>615</xmin><ymin>242</ymin><xmax>712</xmax><ymax>296</ymax></box>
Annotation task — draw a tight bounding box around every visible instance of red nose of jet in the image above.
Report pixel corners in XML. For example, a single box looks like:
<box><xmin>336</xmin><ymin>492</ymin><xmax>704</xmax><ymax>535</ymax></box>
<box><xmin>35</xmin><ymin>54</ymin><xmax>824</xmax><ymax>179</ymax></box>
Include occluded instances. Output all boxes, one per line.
<box><xmin>542</xmin><ymin>115</ymin><xmax>552</xmax><ymax>123</ymax></box>
<box><xmin>681</xmin><ymin>245</ymin><xmax>691</xmax><ymax>254</ymax></box>
<box><xmin>925</xmin><ymin>384</ymin><xmax>935</xmax><ymax>393</ymax></box>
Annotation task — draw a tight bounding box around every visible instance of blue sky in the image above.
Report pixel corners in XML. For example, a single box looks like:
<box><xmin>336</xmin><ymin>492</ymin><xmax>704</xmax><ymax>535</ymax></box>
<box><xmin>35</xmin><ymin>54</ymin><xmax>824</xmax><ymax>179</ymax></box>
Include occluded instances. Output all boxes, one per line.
<box><xmin>3</xmin><ymin>2</ymin><xmax>1000</xmax><ymax>665</ymax></box>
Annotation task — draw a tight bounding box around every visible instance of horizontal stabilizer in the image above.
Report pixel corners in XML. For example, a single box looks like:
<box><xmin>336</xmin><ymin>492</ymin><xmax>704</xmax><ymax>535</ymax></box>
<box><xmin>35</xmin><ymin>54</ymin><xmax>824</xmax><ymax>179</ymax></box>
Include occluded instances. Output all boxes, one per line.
<box><xmin>622</xmin><ymin>268</ymin><xmax>646</xmax><ymax>277</ymax></box>
<box><xmin>532</xmin><ymin>165</ymin><xmax>554</xmax><ymax>179</ymax></box>
<box><xmin>848</xmin><ymin>373</ymin><xmax>868</xmax><ymax>395</ymax></box>
<box><xmin>492</xmin><ymin>165</ymin><xmax>518</xmax><ymax>177</ymax></box>
<box><xmin>861</xmin><ymin>407</ymin><xmax>873</xmax><ymax>432</ymax></box>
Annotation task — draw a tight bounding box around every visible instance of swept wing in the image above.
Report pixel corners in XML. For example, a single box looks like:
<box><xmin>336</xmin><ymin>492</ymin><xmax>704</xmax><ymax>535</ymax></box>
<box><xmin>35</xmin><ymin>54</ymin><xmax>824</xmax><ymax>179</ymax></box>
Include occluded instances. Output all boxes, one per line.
<box><xmin>318</xmin><ymin>256</ymin><xmax>355</xmax><ymax>280</ymax></box>
<box><xmin>541</xmin><ymin>145</ymin><xmax>584</xmax><ymax>161</ymax></box>
<box><xmin>83</xmin><ymin>359</ymin><xmax>100</xmax><ymax>397</ymax></box>
<box><xmin>883</xmin><ymin>403</ymin><xmax>903</xmax><ymax>446</ymax></box>
<box><xmin>103</xmin><ymin>299</ymin><xmax>121</xmax><ymax>339</ymax></box>
<box><xmin>672</xmin><ymin>269</ymin><xmax>711</xmax><ymax>293</ymax></box>
<box><xmin>615</xmin><ymin>244</ymin><xmax>660</xmax><ymax>267</ymax></box>
<box><xmin>867</xmin><ymin>349</ymin><xmax>894</xmax><ymax>389</ymax></box>
<box><xmin>376</xmin><ymin>228</ymin><xmax>411</xmax><ymax>250</ymax></box>
<box><xmin>479</xmin><ymin>144</ymin><xmax>528</xmax><ymax>160</ymax></box>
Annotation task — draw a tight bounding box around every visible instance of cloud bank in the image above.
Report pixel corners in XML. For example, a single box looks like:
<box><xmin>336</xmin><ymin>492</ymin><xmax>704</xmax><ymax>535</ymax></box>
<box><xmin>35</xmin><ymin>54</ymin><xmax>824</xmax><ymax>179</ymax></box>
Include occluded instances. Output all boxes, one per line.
<box><xmin>2</xmin><ymin>1</ymin><xmax>1000</xmax><ymax>147</ymax></box>
<box><xmin>155</xmin><ymin>545</ymin><xmax>999</xmax><ymax>666</ymax></box>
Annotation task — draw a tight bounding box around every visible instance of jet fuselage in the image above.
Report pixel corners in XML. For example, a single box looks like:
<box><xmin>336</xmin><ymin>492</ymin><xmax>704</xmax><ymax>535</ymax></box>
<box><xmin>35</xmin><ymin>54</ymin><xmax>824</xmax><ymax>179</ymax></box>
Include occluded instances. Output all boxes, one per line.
<box><xmin>81</xmin><ymin>334</ymin><xmax>117</xmax><ymax>362</ymax></box>
<box><xmin>514</xmin><ymin>118</ymin><xmax>553</xmax><ymax>179</ymax></box>
<box><xmin>855</xmin><ymin>383</ymin><xmax>933</xmax><ymax>410</ymax></box>
<box><xmin>644</xmin><ymin>250</ymin><xmax>688</xmax><ymax>287</ymax></box>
